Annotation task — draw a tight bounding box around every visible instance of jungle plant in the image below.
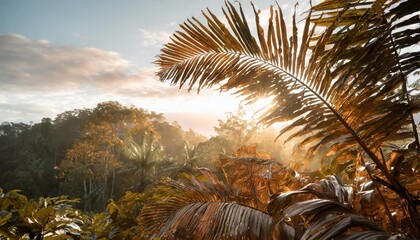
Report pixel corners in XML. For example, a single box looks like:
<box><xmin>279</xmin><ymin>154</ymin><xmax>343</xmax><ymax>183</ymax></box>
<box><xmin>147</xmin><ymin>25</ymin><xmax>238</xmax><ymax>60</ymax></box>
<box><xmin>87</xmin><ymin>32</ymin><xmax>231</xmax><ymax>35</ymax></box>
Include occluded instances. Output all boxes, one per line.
<box><xmin>0</xmin><ymin>189</ymin><xmax>151</xmax><ymax>239</ymax></box>
<box><xmin>0</xmin><ymin>189</ymin><xmax>83</xmax><ymax>239</ymax></box>
<box><xmin>268</xmin><ymin>175</ymin><xmax>412</xmax><ymax>240</ymax></box>
<box><xmin>154</xmin><ymin>0</ymin><xmax>420</xmax><ymax>237</ymax></box>
<box><xmin>139</xmin><ymin>168</ymin><xmax>274</xmax><ymax>239</ymax></box>
<box><xmin>139</xmin><ymin>155</ymin><xmax>410</xmax><ymax>239</ymax></box>
<box><xmin>81</xmin><ymin>191</ymin><xmax>147</xmax><ymax>239</ymax></box>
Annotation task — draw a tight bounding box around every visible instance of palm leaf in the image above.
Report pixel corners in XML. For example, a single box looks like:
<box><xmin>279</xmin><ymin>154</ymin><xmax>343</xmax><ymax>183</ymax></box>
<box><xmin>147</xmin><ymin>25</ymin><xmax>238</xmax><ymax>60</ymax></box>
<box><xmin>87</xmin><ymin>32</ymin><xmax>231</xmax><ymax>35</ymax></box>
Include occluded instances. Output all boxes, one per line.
<box><xmin>268</xmin><ymin>175</ymin><xmax>353</xmax><ymax>212</ymax></box>
<box><xmin>145</xmin><ymin>202</ymin><xmax>273</xmax><ymax>240</ymax></box>
<box><xmin>340</xmin><ymin>231</ymin><xmax>410</xmax><ymax>240</ymax></box>
<box><xmin>268</xmin><ymin>176</ymin><xmax>410</xmax><ymax>239</ymax></box>
<box><xmin>278</xmin><ymin>199</ymin><xmax>408</xmax><ymax>240</ymax></box>
<box><xmin>138</xmin><ymin>169</ymin><xmax>273</xmax><ymax>239</ymax></box>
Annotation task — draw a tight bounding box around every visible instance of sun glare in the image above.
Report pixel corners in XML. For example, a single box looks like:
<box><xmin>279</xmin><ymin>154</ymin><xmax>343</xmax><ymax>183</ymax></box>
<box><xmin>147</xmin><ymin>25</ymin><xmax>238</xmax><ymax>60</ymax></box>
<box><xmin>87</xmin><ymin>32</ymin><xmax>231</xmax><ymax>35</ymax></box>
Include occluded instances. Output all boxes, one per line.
<box><xmin>242</xmin><ymin>96</ymin><xmax>275</xmax><ymax>122</ymax></box>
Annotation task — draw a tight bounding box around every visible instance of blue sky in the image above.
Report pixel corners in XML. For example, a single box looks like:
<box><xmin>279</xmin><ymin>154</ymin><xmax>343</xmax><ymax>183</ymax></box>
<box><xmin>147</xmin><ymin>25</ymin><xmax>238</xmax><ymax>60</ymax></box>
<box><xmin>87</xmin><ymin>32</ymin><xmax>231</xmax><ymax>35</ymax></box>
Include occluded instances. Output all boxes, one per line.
<box><xmin>1</xmin><ymin>1</ymin><xmax>235</xmax><ymax>65</ymax></box>
<box><xmin>0</xmin><ymin>0</ymin><xmax>298</xmax><ymax>135</ymax></box>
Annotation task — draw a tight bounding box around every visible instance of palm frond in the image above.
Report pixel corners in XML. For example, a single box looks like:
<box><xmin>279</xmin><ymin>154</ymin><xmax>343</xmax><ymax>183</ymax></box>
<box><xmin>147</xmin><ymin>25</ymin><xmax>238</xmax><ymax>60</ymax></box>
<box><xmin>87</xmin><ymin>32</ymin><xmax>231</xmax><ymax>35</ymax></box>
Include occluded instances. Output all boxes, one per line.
<box><xmin>268</xmin><ymin>175</ymin><xmax>353</xmax><ymax>215</ymax></box>
<box><xmin>268</xmin><ymin>176</ymin><xmax>410</xmax><ymax>239</ymax></box>
<box><xmin>156</xmin><ymin>1</ymin><xmax>418</xmax><ymax>172</ymax></box>
<box><xmin>138</xmin><ymin>169</ymin><xmax>273</xmax><ymax>239</ymax></box>
<box><xmin>311</xmin><ymin>0</ymin><xmax>420</xmax><ymax>149</ymax></box>
<box><xmin>277</xmin><ymin>199</ymin><xmax>409</xmax><ymax>240</ymax></box>
<box><xmin>145</xmin><ymin>202</ymin><xmax>273</xmax><ymax>240</ymax></box>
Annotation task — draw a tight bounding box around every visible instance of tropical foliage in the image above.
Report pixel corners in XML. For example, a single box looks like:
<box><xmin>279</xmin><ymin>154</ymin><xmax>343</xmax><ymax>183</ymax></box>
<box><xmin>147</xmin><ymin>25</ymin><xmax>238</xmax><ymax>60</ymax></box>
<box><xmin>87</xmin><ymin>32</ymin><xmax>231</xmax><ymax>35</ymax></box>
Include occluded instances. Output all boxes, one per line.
<box><xmin>153</xmin><ymin>0</ymin><xmax>420</xmax><ymax>238</ymax></box>
<box><xmin>139</xmin><ymin>151</ymin><xmax>411</xmax><ymax>239</ymax></box>
<box><xmin>0</xmin><ymin>188</ymin><xmax>83</xmax><ymax>239</ymax></box>
<box><xmin>156</xmin><ymin>0</ymin><xmax>419</xmax><ymax>167</ymax></box>
<box><xmin>0</xmin><ymin>101</ymin><xmax>213</xmax><ymax>212</ymax></box>
<box><xmin>1</xmin><ymin>0</ymin><xmax>419</xmax><ymax>239</ymax></box>
<box><xmin>0</xmin><ymin>188</ymin><xmax>150</xmax><ymax>239</ymax></box>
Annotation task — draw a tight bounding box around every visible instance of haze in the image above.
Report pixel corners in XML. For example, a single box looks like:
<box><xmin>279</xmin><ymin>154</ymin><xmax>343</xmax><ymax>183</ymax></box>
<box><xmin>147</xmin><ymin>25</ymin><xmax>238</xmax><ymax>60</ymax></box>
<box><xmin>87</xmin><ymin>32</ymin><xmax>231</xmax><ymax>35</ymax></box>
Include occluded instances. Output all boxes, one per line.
<box><xmin>1</xmin><ymin>1</ymin><xmax>284</xmax><ymax>135</ymax></box>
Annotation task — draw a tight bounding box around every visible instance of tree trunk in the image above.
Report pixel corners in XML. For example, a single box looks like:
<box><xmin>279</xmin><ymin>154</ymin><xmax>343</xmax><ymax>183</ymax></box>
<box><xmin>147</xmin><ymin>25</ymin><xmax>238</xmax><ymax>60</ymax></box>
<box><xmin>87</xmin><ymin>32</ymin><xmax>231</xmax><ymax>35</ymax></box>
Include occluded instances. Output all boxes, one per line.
<box><xmin>83</xmin><ymin>179</ymin><xmax>87</xmax><ymax>212</ymax></box>
<box><xmin>110</xmin><ymin>169</ymin><xmax>116</xmax><ymax>199</ymax></box>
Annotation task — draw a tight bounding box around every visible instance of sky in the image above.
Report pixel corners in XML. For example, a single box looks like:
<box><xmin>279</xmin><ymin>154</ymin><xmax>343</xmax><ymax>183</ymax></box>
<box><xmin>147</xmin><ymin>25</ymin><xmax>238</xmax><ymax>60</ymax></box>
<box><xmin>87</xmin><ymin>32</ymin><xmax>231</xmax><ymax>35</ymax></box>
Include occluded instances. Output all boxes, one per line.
<box><xmin>0</xmin><ymin>0</ymin><xmax>303</xmax><ymax>136</ymax></box>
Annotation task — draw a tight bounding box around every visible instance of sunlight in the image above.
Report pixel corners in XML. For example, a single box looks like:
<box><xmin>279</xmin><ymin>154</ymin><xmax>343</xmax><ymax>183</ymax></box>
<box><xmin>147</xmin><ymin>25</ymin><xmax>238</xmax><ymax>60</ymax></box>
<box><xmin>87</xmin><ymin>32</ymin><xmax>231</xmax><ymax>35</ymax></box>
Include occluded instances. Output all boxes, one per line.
<box><xmin>241</xmin><ymin>96</ymin><xmax>275</xmax><ymax>122</ymax></box>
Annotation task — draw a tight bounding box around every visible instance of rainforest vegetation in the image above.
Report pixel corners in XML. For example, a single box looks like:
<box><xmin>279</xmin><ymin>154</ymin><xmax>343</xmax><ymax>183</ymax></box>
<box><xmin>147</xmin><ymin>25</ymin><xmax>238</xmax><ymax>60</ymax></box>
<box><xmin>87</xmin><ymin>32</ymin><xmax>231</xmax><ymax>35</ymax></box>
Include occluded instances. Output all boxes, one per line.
<box><xmin>1</xmin><ymin>0</ymin><xmax>420</xmax><ymax>239</ymax></box>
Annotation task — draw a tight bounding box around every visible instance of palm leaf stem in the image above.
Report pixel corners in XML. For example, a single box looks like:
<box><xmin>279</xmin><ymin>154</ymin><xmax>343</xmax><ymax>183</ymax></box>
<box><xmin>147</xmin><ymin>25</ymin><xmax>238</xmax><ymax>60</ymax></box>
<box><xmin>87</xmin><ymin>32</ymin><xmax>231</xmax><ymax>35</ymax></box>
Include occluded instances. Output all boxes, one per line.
<box><xmin>379</xmin><ymin>148</ymin><xmax>387</xmax><ymax>167</ymax></box>
<box><xmin>374</xmin><ymin>174</ymin><xmax>420</xmax><ymax>236</ymax></box>
<box><xmin>401</xmin><ymin>85</ymin><xmax>420</xmax><ymax>151</ymax></box>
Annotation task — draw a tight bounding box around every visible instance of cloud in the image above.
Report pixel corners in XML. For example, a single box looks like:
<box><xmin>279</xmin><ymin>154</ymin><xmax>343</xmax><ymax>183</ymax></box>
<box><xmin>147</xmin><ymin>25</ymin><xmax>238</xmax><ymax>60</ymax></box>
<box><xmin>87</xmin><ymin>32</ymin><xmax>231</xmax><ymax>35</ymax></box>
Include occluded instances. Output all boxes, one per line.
<box><xmin>0</xmin><ymin>34</ymin><xmax>141</xmax><ymax>92</ymax></box>
<box><xmin>0</xmin><ymin>102</ymin><xmax>58</xmax><ymax>123</ymax></box>
<box><xmin>0</xmin><ymin>34</ymin><xmax>185</xmax><ymax>98</ymax></box>
<box><xmin>139</xmin><ymin>29</ymin><xmax>172</xmax><ymax>46</ymax></box>
<box><xmin>0</xmin><ymin>34</ymin><xmax>242</xmax><ymax>134</ymax></box>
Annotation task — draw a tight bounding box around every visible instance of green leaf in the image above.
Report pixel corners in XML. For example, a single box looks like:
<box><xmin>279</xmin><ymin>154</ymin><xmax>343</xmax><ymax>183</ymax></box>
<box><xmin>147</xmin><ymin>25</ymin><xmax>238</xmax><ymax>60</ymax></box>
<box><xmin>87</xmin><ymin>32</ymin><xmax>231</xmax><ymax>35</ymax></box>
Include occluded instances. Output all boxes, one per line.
<box><xmin>0</xmin><ymin>211</ymin><xmax>12</xmax><ymax>226</ymax></box>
